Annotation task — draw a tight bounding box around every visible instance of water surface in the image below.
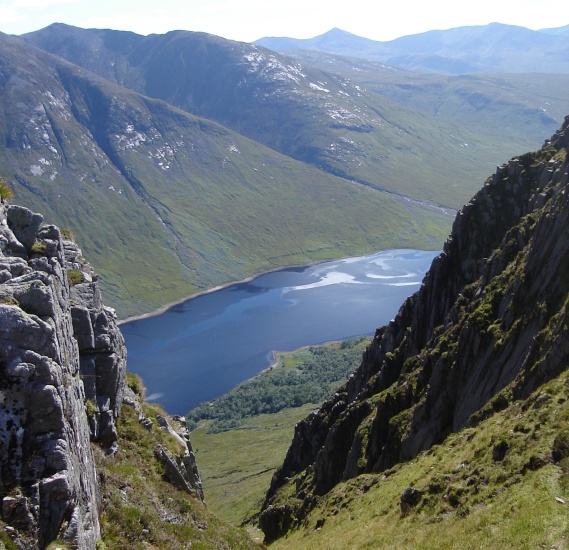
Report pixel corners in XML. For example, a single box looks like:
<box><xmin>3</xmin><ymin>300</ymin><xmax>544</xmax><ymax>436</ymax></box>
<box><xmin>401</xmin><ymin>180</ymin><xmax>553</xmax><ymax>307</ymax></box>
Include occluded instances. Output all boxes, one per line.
<box><xmin>121</xmin><ymin>249</ymin><xmax>438</xmax><ymax>414</ymax></box>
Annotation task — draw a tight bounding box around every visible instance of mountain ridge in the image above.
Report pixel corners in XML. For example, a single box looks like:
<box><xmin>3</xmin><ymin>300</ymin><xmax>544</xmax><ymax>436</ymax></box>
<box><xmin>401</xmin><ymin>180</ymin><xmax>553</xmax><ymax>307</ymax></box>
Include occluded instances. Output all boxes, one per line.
<box><xmin>255</xmin><ymin>23</ymin><xmax>569</xmax><ymax>74</ymax></box>
<box><xmin>21</xmin><ymin>23</ymin><xmax>562</xmax><ymax>209</ymax></box>
<box><xmin>259</xmin><ymin>116</ymin><xmax>569</xmax><ymax>542</ymax></box>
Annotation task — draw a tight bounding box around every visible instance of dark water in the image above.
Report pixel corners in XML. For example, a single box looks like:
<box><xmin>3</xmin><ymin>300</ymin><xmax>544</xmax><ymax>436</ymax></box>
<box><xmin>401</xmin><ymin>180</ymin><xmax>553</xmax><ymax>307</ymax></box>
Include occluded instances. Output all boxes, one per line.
<box><xmin>120</xmin><ymin>249</ymin><xmax>438</xmax><ymax>414</ymax></box>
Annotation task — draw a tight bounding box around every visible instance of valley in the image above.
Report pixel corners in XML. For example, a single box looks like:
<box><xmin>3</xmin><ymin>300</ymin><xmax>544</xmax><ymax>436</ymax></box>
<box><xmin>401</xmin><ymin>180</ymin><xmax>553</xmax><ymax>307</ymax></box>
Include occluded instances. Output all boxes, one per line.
<box><xmin>0</xmin><ymin>30</ymin><xmax>453</xmax><ymax>319</ymax></box>
<box><xmin>3</xmin><ymin>23</ymin><xmax>568</xmax><ymax>319</ymax></box>
<box><xmin>0</xmin><ymin>18</ymin><xmax>568</xmax><ymax>550</ymax></box>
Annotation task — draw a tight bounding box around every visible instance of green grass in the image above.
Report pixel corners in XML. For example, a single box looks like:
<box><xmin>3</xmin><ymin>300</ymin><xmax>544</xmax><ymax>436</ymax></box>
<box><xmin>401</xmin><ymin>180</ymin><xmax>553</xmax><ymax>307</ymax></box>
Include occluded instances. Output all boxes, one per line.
<box><xmin>66</xmin><ymin>269</ymin><xmax>85</xmax><ymax>286</ymax></box>
<box><xmin>0</xmin><ymin>175</ymin><xmax>14</xmax><ymax>203</ymax></box>
<box><xmin>266</xmin><ymin>369</ymin><xmax>569</xmax><ymax>549</ymax></box>
<box><xmin>191</xmin><ymin>405</ymin><xmax>315</xmax><ymax>529</ymax></box>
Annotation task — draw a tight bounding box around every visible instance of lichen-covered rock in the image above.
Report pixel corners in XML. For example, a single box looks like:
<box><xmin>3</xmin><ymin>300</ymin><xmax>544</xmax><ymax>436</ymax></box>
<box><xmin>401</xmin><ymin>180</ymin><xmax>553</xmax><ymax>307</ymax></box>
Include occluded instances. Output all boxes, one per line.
<box><xmin>0</xmin><ymin>204</ymin><xmax>127</xmax><ymax>549</ymax></box>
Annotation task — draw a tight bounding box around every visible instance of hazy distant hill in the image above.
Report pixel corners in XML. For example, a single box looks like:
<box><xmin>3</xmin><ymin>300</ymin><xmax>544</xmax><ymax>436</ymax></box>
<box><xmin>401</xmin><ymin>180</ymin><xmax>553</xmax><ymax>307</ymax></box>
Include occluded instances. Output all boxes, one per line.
<box><xmin>21</xmin><ymin>24</ymin><xmax>561</xmax><ymax>209</ymax></box>
<box><xmin>0</xmin><ymin>32</ymin><xmax>452</xmax><ymax>317</ymax></box>
<box><xmin>540</xmin><ymin>23</ymin><xmax>569</xmax><ymax>36</ymax></box>
<box><xmin>256</xmin><ymin>23</ymin><xmax>569</xmax><ymax>74</ymax></box>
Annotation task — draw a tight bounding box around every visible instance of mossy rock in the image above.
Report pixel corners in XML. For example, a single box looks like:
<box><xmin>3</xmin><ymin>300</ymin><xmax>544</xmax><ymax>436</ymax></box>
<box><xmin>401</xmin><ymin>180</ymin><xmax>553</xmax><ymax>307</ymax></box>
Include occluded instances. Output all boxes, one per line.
<box><xmin>0</xmin><ymin>296</ymin><xmax>20</xmax><ymax>307</ymax></box>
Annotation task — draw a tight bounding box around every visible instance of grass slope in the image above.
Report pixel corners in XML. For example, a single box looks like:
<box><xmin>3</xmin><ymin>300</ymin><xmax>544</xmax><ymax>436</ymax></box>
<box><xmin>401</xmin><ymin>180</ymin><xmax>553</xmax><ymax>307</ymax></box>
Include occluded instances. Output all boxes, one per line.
<box><xmin>267</xmin><ymin>367</ymin><xmax>569</xmax><ymax>549</ymax></box>
<box><xmin>190</xmin><ymin>405</ymin><xmax>315</xmax><ymax>530</ymax></box>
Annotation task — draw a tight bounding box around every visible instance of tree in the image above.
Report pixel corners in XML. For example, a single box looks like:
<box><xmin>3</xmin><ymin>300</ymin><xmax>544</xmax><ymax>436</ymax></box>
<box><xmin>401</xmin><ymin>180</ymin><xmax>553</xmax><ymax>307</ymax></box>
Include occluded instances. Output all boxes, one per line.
<box><xmin>0</xmin><ymin>176</ymin><xmax>14</xmax><ymax>203</ymax></box>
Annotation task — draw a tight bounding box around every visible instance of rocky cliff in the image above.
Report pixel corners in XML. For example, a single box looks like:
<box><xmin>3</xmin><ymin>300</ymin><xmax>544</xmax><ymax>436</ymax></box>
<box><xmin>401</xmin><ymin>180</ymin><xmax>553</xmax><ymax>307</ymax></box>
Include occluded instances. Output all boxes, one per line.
<box><xmin>0</xmin><ymin>203</ymin><xmax>241</xmax><ymax>549</ymax></box>
<box><xmin>0</xmin><ymin>204</ymin><xmax>128</xmax><ymax>548</ymax></box>
<box><xmin>260</xmin><ymin>116</ymin><xmax>569</xmax><ymax>542</ymax></box>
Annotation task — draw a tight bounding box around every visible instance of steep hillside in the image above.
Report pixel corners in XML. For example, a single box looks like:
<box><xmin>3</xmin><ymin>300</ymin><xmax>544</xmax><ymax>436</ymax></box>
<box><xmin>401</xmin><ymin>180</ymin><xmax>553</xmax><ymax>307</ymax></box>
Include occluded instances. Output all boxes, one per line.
<box><xmin>256</xmin><ymin>24</ymin><xmax>569</xmax><ymax>74</ymax></box>
<box><xmin>260</xmin><ymin>118</ymin><xmax>569</xmax><ymax>543</ymax></box>
<box><xmin>21</xmin><ymin>24</ymin><xmax>557</xmax><ymax>209</ymax></box>
<box><xmin>264</xmin><ymin>370</ymin><xmax>569</xmax><ymax>548</ymax></box>
<box><xmin>0</xmin><ymin>32</ymin><xmax>451</xmax><ymax>318</ymax></box>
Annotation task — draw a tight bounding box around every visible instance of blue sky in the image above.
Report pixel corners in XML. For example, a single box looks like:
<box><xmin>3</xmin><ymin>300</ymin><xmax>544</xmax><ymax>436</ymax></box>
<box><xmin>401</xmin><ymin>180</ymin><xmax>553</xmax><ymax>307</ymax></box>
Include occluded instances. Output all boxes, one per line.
<box><xmin>0</xmin><ymin>0</ymin><xmax>568</xmax><ymax>42</ymax></box>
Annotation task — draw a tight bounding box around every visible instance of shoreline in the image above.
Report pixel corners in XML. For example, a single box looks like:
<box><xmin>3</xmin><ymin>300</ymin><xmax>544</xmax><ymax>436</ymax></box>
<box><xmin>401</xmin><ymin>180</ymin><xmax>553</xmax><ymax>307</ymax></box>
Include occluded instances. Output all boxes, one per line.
<box><xmin>117</xmin><ymin>247</ymin><xmax>428</xmax><ymax>325</ymax></box>
<box><xmin>117</xmin><ymin>263</ymin><xmax>309</xmax><ymax>325</ymax></box>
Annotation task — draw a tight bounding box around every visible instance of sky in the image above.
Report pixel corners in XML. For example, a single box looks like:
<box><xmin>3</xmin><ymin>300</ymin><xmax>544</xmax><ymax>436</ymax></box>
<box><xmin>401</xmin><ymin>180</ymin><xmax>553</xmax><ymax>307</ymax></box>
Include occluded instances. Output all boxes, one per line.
<box><xmin>0</xmin><ymin>0</ymin><xmax>568</xmax><ymax>43</ymax></box>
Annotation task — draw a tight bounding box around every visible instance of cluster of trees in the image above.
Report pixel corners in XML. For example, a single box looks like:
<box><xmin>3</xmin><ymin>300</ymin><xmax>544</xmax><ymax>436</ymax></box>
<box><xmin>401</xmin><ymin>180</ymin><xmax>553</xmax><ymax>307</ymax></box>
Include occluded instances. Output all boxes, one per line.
<box><xmin>186</xmin><ymin>336</ymin><xmax>369</xmax><ymax>433</ymax></box>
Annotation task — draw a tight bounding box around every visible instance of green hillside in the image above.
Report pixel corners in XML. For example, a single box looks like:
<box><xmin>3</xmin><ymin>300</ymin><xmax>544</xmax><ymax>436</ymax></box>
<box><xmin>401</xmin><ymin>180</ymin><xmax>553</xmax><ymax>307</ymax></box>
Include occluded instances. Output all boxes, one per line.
<box><xmin>0</xmin><ymin>32</ymin><xmax>451</xmax><ymax>318</ymax></box>
<box><xmin>268</xmin><ymin>368</ymin><xmax>569</xmax><ymax>549</ymax></box>
<box><xmin>23</xmin><ymin>25</ymin><xmax>567</xmax><ymax>208</ymax></box>
<box><xmin>188</xmin><ymin>351</ymin><xmax>569</xmax><ymax>548</ymax></box>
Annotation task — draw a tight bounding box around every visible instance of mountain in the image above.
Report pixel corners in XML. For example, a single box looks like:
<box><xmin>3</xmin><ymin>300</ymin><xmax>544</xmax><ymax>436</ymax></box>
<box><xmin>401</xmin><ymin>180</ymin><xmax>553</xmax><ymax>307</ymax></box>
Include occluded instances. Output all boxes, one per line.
<box><xmin>21</xmin><ymin>24</ymin><xmax>561</xmax><ymax>210</ymax></box>
<box><xmin>3</xmin><ymin>123</ymin><xmax>568</xmax><ymax>550</ymax></box>
<box><xmin>0</xmin><ymin>203</ymin><xmax>256</xmax><ymax>549</ymax></box>
<box><xmin>279</xmin><ymin>49</ymin><xmax>569</xmax><ymax>138</ymax></box>
<box><xmin>256</xmin><ymin>23</ymin><xmax>569</xmax><ymax>74</ymax></box>
<box><xmin>259</xmin><ymin>117</ymin><xmax>569</xmax><ymax>544</ymax></box>
<box><xmin>0</xmin><ymin>31</ymin><xmax>453</xmax><ymax>318</ymax></box>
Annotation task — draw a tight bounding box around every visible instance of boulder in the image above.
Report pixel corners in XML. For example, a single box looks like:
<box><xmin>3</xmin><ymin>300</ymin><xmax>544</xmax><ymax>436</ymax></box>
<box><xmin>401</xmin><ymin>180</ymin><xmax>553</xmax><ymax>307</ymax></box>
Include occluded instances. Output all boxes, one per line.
<box><xmin>6</xmin><ymin>205</ymin><xmax>43</xmax><ymax>250</ymax></box>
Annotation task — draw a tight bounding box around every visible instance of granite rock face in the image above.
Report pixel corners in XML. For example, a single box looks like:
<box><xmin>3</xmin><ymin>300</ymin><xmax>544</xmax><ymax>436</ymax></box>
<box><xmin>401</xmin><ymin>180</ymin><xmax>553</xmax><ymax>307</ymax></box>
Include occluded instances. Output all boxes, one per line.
<box><xmin>260</xmin><ymin>117</ymin><xmax>569</xmax><ymax>542</ymax></box>
<box><xmin>0</xmin><ymin>204</ymin><xmax>127</xmax><ymax>549</ymax></box>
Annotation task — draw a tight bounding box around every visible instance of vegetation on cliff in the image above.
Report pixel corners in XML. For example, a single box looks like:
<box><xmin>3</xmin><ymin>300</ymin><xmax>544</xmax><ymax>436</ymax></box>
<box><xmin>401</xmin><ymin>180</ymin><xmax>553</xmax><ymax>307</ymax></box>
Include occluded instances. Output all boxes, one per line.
<box><xmin>93</xmin><ymin>375</ymin><xmax>261</xmax><ymax>549</ymax></box>
<box><xmin>266</xmin><ymin>367</ymin><xmax>569</xmax><ymax>549</ymax></box>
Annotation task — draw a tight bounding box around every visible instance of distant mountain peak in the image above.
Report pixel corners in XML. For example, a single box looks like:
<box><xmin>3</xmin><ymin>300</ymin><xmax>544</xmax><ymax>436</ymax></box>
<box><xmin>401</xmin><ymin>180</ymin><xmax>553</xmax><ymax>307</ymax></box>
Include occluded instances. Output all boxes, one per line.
<box><xmin>319</xmin><ymin>27</ymin><xmax>354</xmax><ymax>37</ymax></box>
<box><xmin>255</xmin><ymin>22</ymin><xmax>569</xmax><ymax>74</ymax></box>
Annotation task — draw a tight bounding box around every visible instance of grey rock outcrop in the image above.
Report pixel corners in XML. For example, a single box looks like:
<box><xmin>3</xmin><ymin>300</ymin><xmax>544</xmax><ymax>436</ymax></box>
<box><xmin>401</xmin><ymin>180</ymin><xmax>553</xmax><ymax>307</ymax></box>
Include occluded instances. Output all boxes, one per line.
<box><xmin>154</xmin><ymin>414</ymin><xmax>204</xmax><ymax>501</ymax></box>
<box><xmin>67</xmin><ymin>253</ymin><xmax>126</xmax><ymax>447</ymax></box>
<box><xmin>0</xmin><ymin>204</ymin><xmax>127</xmax><ymax>549</ymax></box>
